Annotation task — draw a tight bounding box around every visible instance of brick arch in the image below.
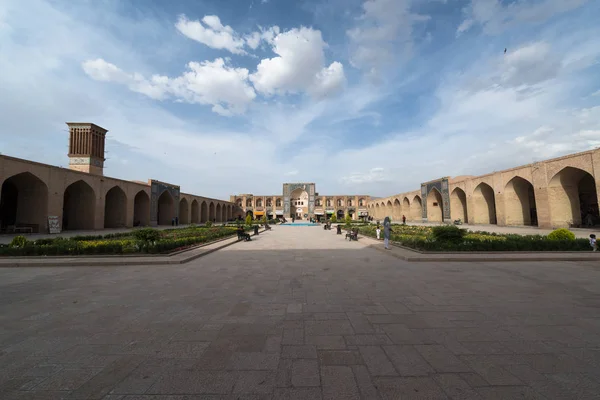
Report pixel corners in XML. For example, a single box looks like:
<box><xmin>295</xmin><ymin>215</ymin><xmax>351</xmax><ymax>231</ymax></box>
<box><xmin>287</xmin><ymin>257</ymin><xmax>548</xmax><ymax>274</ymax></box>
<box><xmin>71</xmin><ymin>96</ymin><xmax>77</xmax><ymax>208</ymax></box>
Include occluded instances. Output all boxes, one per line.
<box><xmin>548</xmin><ymin>166</ymin><xmax>598</xmax><ymax>228</ymax></box>
<box><xmin>472</xmin><ymin>182</ymin><xmax>497</xmax><ymax>224</ymax></box>
<box><xmin>426</xmin><ymin>187</ymin><xmax>444</xmax><ymax>222</ymax></box>
<box><xmin>0</xmin><ymin>171</ymin><xmax>49</xmax><ymax>233</ymax></box>
<box><xmin>546</xmin><ymin>157</ymin><xmax>595</xmax><ymax>187</ymax></box>
<box><xmin>504</xmin><ymin>176</ymin><xmax>537</xmax><ymax>226</ymax></box>
<box><xmin>133</xmin><ymin>190</ymin><xmax>150</xmax><ymax>227</ymax></box>
<box><xmin>393</xmin><ymin>198</ymin><xmax>402</xmax><ymax>221</ymax></box>
<box><xmin>386</xmin><ymin>200</ymin><xmax>393</xmax><ymax>219</ymax></box>
<box><xmin>450</xmin><ymin>187</ymin><xmax>468</xmax><ymax>223</ymax></box>
<box><xmin>200</xmin><ymin>201</ymin><xmax>208</xmax><ymax>223</ymax></box>
<box><xmin>191</xmin><ymin>199</ymin><xmax>199</xmax><ymax>223</ymax></box>
<box><xmin>63</xmin><ymin>180</ymin><xmax>96</xmax><ymax>230</ymax></box>
<box><xmin>157</xmin><ymin>189</ymin><xmax>175</xmax><ymax>226</ymax></box>
<box><xmin>216</xmin><ymin>203</ymin><xmax>222</xmax><ymax>222</ymax></box>
<box><xmin>410</xmin><ymin>195</ymin><xmax>422</xmax><ymax>221</ymax></box>
<box><xmin>179</xmin><ymin>197</ymin><xmax>189</xmax><ymax>224</ymax></box>
<box><xmin>104</xmin><ymin>185</ymin><xmax>127</xmax><ymax>228</ymax></box>
<box><xmin>209</xmin><ymin>202</ymin><xmax>215</xmax><ymax>222</ymax></box>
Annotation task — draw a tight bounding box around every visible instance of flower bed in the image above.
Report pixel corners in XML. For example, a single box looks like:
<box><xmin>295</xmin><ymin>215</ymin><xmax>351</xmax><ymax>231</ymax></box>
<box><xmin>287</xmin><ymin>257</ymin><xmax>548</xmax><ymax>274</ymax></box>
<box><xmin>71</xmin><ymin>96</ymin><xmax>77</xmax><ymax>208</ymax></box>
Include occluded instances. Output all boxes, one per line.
<box><xmin>0</xmin><ymin>226</ymin><xmax>243</xmax><ymax>257</ymax></box>
<box><xmin>357</xmin><ymin>225</ymin><xmax>591</xmax><ymax>252</ymax></box>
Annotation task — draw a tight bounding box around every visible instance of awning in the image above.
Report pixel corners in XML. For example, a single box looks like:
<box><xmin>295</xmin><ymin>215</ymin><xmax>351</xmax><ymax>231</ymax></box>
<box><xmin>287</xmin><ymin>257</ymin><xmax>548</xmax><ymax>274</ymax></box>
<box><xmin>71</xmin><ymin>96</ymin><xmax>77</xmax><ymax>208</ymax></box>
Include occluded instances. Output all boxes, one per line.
<box><xmin>326</xmin><ymin>210</ymin><xmax>334</xmax><ymax>214</ymax></box>
<box><xmin>314</xmin><ymin>211</ymin><xmax>324</xmax><ymax>215</ymax></box>
<box><xmin>254</xmin><ymin>211</ymin><xmax>265</xmax><ymax>216</ymax></box>
<box><xmin>275</xmin><ymin>210</ymin><xmax>283</xmax><ymax>215</ymax></box>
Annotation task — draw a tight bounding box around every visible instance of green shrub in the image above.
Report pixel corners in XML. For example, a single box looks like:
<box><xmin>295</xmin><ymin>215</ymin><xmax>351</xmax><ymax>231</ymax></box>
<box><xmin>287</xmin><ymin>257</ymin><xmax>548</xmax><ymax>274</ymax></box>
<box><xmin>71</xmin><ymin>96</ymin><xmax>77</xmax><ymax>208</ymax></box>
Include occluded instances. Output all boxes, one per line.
<box><xmin>132</xmin><ymin>228</ymin><xmax>161</xmax><ymax>243</ymax></box>
<box><xmin>245</xmin><ymin>215</ymin><xmax>252</xmax><ymax>225</ymax></box>
<box><xmin>330</xmin><ymin>215</ymin><xmax>337</xmax><ymax>223</ymax></box>
<box><xmin>9</xmin><ymin>236</ymin><xmax>28</xmax><ymax>248</ymax></box>
<box><xmin>261</xmin><ymin>215</ymin><xmax>267</xmax><ymax>224</ymax></box>
<box><xmin>205</xmin><ymin>220</ymin><xmax>213</xmax><ymax>228</ymax></box>
<box><xmin>547</xmin><ymin>228</ymin><xmax>576</xmax><ymax>241</ymax></box>
<box><xmin>431</xmin><ymin>225</ymin><xmax>466</xmax><ymax>243</ymax></box>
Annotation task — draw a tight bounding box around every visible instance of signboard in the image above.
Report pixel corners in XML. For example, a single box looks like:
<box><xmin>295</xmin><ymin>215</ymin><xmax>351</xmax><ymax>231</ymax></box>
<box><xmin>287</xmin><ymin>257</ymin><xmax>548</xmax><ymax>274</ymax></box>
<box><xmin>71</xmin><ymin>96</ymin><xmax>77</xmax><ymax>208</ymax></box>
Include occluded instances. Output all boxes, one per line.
<box><xmin>48</xmin><ymin>216</ymin><xmax>61</xmax><ymax>234</ymax></box>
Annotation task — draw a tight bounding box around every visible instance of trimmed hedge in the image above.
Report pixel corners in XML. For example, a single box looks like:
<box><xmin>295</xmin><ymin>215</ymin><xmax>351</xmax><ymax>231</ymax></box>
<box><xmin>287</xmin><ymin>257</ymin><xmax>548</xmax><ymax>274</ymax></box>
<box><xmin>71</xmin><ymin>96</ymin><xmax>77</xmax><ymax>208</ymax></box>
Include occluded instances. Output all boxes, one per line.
<box><xmin>357</xmin><ymin>225</ymin><xmax>590</xmax><ymax>252</ymax></box>
<box><xmin>0</xmin><ymin>227</ymin><xmax>241</xmax><ymax>257</ymax></box>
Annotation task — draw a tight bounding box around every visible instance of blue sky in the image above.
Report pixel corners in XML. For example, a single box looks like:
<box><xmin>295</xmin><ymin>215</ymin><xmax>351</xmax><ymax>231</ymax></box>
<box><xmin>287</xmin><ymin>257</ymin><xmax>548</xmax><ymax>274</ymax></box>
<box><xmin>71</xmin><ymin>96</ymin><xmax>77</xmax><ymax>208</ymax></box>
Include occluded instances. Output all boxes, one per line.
<box><xmin>1</xmin><ymin>0</ymin><xmax>599</xmax><ymax>199</ymax></box>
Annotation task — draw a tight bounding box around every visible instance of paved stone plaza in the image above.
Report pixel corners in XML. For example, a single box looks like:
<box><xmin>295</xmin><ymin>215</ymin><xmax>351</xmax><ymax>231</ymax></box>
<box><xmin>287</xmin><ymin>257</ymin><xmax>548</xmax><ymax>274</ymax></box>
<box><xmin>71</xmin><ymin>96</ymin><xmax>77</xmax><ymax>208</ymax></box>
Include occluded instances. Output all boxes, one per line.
<box><xmin>1</xmin><ymin>226</ymin><xmax>600</xmax><ymax>399</ymax></box>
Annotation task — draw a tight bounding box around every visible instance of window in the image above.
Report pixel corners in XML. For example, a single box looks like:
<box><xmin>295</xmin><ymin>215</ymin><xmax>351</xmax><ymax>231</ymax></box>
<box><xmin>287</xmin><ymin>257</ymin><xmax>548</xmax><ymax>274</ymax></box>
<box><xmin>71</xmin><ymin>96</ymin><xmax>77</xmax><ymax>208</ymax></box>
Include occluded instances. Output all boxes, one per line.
<box><xmin>326</xmin><ymin>199</ymin><xmax>332</xmax><ymax>207</ymax></box>
<box><xmin>359</xmin><ymin>199</ymin><xmax>364</xmax><ymax>206</ymax></box>
<box><xmin>246</xmin><ymin>199</ymin><xmax>252</xmax><ymax>207</ymax></box>
<box><xmin>257</xmin><ymin>199</ymin><xmax>263</xmax><ymax>207</ymax></box>
<box><xmin>236</xmin><ymin>200</ymin><xmax>242</xmax><ymax>207</ymax></box>
<box><xmin>276</xmin><ymin>199</ymin><xmax>282</xmax><ymax>207</ymax></box>
<box><xmin>337</xmin><ymin>199</ymin><xmax>343</xmax><ymax>207</ymax></box>
<box><xmin>316</xmin><ymin>199</ymin><xmax>321</xmax><ymax>206</ymax></box>
<box><xmin>266</xmin><ymin>199</ymin><xmax>272</xmax><ymax>207</ymax></box>
<box><xmin>348</xmin><ymin>200</ymin><xmax>353</xmax><ymax>206</ymax></box>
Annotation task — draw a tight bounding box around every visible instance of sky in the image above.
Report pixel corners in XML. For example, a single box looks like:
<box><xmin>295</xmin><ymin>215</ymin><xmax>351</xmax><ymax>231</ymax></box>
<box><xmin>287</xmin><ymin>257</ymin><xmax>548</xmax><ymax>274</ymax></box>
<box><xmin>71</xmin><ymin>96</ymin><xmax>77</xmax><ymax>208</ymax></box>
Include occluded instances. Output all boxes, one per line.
<box><xmin>1</xmin><ymin>0</ymin><xmax>599</xmax><ymax>199</ymax></box>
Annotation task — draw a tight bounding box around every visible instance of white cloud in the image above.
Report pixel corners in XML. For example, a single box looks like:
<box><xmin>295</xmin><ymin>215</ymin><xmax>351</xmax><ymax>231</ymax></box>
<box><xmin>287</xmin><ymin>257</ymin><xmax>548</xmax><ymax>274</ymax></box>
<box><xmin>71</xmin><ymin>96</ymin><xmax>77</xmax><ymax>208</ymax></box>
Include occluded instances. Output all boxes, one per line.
<box><xmin>501</xmin><ymin>42</ymin><xmax>562</xmax><ymax>87</ymax></box>
<box><xmin>249</xmin><ymin>27</ymin><xmax>346</xmax><ymax>98</ymax></box>
<box><xmin>82</xmin><ymin>58</ymin><xmax>256</xmax><ymax>116</ymax></box>
<box><xmin>347</xmin><ymin>0</ymin><xmax>429</xmax><ymax>78</ymax></box>
<box><xmin>175</xmin><ymin>14</ymin><xmax>247</xmax><ymax>54</ymax></box>
<box><xmin>458</xmin><ymin>0</ymin><xmax>589</xmax><ymax>35</ymax></box>
<box><xmin>341</xmin><ymin>167</ymin><xmax>390</xmax><ymax>185</ymax></box>
<box><xmin>243</xmin><ymin>26</ymin><xmax>280</xmax><ymax>50</ymax></box>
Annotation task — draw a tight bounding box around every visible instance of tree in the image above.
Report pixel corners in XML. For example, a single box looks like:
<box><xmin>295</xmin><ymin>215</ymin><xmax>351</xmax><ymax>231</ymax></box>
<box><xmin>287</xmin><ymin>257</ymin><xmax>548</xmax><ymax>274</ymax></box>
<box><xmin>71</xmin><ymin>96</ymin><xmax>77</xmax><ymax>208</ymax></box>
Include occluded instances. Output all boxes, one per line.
<box><xmin>345</xmin><ymin>214</ymin><xmax>352</xmax><ymax>224</ymax></box>
<box><xmin>245</xmin><ymin>214</ymin><xmax>253</xmax><ymax>225</ymax></box>
<box><xmin>261</xmin><ymin>215</ymin><xmax>267</xmax><ymax>224</ymax></box>
<box><xmin>331</xmin><ymin>215</ymin><xmax>337</xmax><ymax>223</ymax></box>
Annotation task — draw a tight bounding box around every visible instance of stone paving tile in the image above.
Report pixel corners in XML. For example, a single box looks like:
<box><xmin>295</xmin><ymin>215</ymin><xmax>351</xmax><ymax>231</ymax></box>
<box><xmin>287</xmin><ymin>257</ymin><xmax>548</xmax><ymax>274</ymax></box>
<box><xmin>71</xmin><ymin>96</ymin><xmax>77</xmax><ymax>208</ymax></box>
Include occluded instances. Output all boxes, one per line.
<box><xmin>383</xmin><ymin>345</ymin><xmax>435</xmax><ymax>376</ymax></box>
<box><xmin>281</xmin><ymin>345</ymin><xmax>317</xmax><ymax>359</ymax></box>
<box><xmin>233</xmin><ymin>370</ymin><xmax>276</xmax><ymax>394</ymax></box>
<box><xmin>433</xmin><ymin>373</ymin><xmax>481</xmax><ymax>399</ymax></box>
<box><xmin>146</xmin><ymin>370</ymin><xmax>237</xmax><ymax>394</ymax></box>
<box><xmin>352</xmin><ymin>365</ymin><xmax>380</xmax><ymax>400</ymax></box>
<box><xmin>291</xmin><ymin>359</ymin><xmax>320</xmax><ymax>387</ymax></box>
<box><xmin>374</xmin><ymin>376</ymin><xmax>449</xmax><ymax>400</ymax></box>
<box><xmin>304</xmin><ymin>320</ymin><xmax>354</xmax><ymax>336</ymax></box>
<box><xmin>273</xmin><ymin>387</ymin><xmax>322</xmax><ymax>400</ymax></box>
<box><xmin>2</xmin><ymin>227</ymin><xmax>600</xmax><ymax>398</ymax></box>
<box><xmin>415</xmin><ymin>345</ymin><xmax>473</xmax><ymax>373</ymax></box>
<box><xmin>304</xmin><ymin>335</ymin><xmax>346</xmax><ymax>350</ymax></box>
<box><xmin>229</xmin><ymin>352</ymin><xmax>280</xmax><ymax>370</ymax></box>
<box><xmin>358</xmin><ymin>346</ymin><xmax>398</xmax><ymax>377</ymax></box>
<box><xmin>318</xmin><ymin>350</ymin><xmax>363</xmax><ymax>365</ymax></box>
<box><xmin>321</xmin><ymin>366</ymin><xmax>360</xmax><ymax>400</ymax></box>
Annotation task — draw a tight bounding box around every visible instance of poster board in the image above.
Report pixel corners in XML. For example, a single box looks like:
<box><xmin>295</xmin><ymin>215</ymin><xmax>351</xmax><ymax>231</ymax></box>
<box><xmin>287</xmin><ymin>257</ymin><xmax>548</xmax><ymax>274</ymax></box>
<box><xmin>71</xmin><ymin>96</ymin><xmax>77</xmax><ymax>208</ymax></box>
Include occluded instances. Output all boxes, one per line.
<box><xmin>48</xmin><ymin>216</ymin><xmax>61</xmax><ymax>234</ymax></box>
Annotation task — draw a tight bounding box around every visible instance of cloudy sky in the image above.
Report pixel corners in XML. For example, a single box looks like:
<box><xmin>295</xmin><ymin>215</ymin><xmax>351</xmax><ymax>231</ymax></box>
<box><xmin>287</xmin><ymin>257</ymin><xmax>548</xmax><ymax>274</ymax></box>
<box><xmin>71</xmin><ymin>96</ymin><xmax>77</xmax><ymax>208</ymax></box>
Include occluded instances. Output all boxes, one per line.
<box><xmin>1</xmin><ymin>0</ymin><xmax>599</xmax><ymax>199</ymax></box>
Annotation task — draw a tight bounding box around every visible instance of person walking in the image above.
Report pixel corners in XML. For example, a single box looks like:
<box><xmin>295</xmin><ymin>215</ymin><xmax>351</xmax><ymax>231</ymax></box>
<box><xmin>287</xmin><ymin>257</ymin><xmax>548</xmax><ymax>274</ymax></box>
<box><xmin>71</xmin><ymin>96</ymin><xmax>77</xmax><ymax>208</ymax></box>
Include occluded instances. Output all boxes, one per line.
<box><xmin>402</xmin><ymin>215</ymin><xmax>406</xmax><ymax>225</ymax></box>
<box><xmin>383</xmin><ymin>216</ymin><xmax>393</xmax><ymax>250</ymax></box>
<box><xmin>590</xmin><ymin>234</ymin><xmax>597</xmax><ymax>252</ymax></box>
<box><xmin>376</xmin><ymin>225</ymin><xmax>381</xmax><ymax>240</ymax></box>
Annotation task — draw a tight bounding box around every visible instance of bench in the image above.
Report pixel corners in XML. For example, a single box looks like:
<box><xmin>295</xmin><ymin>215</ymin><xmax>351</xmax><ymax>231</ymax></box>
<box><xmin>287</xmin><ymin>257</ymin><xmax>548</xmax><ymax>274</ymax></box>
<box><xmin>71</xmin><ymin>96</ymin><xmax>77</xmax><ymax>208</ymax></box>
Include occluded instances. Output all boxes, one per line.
<box><xmin>5</xmin><ymin>225</ymin><xmax>33</xmax><ymax>234</ymax></box>
<box><xmin>237</xmin><ymin>229</ymin><xmax>252</xmax><ymax>241</ymax></box>
<box><xmin>345</xmin><ymin>228</ymin><xmax>359</xmax><ymax>241</ymax></box>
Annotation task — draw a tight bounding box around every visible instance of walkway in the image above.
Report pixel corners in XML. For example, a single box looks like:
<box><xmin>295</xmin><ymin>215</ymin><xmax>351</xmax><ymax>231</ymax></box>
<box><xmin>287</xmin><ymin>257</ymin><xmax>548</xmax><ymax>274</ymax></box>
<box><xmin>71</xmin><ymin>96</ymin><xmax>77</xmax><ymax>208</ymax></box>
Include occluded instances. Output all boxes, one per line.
<box><xmin>1</xmin><ymin>226</ymin><xmax>599</xmax><ymax>399</ymax></box>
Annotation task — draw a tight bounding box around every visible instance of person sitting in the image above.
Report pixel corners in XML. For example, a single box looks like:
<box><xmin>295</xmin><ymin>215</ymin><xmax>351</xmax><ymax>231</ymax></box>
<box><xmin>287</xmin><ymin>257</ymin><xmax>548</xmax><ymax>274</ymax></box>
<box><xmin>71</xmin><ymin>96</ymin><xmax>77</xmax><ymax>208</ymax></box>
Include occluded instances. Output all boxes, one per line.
<box><xmin>237</xmin><ymin>226</ymin><xmax>251</xmax><ymax>241</ymax></box>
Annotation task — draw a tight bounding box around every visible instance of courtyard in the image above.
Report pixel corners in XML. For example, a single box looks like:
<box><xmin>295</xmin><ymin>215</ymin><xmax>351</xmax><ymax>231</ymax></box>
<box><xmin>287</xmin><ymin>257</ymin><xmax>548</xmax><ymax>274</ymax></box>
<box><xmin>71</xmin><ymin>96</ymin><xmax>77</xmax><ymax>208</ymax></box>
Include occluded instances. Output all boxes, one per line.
<box><xmin>1</xmin><ymin>226</ymin><xmax>600</xmax><ymax>399</ymax></box>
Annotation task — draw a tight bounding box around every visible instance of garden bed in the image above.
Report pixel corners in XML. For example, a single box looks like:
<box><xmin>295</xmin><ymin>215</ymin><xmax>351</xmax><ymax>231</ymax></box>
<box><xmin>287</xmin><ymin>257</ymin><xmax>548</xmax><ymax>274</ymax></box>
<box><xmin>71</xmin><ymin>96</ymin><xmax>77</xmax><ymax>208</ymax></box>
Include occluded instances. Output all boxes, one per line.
<box><xmin>0</xmin><ymin>226</ymin><xmax>247</xmax><ymax>257</ymax></box>
<box><xmin>357</xmin><ymin>225</ymin><xmax>592</xmax><ymax>252</ymax></box>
